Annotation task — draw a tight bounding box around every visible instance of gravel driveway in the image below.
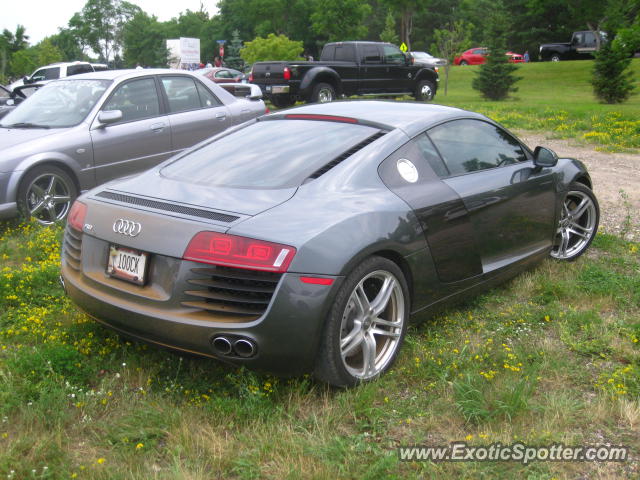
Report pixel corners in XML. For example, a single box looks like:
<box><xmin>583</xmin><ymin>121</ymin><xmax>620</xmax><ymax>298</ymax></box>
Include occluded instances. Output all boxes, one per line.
<box><xmin>518</xmin><ymin>132</ymin><xmax>640</xmax><ymax>241</ymax></box>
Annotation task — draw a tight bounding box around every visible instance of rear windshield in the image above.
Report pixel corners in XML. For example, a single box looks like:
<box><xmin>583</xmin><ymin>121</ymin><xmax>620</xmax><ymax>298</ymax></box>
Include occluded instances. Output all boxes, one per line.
<box><xmin>161</xmin><ymin>119</ymin><xmax>378</xmax><ymax>189</ymax></box>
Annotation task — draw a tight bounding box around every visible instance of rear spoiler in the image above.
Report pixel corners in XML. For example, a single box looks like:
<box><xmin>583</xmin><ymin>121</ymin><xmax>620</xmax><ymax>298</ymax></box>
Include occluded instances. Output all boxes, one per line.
<box><xmin>218</xmin><ymin>83</ymin><xmax>263</xmax><ymax>101</ymax></box>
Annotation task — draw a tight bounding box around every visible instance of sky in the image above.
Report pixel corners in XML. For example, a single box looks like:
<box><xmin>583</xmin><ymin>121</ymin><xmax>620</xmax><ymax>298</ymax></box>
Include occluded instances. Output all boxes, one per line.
<box><xmin>2</xmin><ymin>0</ymin><xmax>220</xmax><ymax>45</ymax></box>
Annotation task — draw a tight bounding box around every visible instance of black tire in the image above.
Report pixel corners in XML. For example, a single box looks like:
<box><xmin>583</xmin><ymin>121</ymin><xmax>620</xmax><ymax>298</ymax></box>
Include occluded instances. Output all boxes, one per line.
<box><xmin>310</xmin><ymin>82</ymin><xmax>336</xmax><ymax>103</ymax></box>
<box><xmin>314</xmin><ymin>256</ymin><xmax>410</xmax><ymax>387</ymax></box>
<box><xmin>17</xmin><ymin>165</ymin><xmax>78</xmax><ymax>225</ymax></box>
<box><xmin>414</xmin><ymin>80</ymin><xmax>436</xmax><ymax>101</ymax></box>
<box><xmin>270</xmin><ymin>95</ymin><xmax>295</xmax><ymax>109</ymax></box>
<box><xmin>460</xmin><ymin>60</ymin><xmax>469</xmax><ymax>66</ymax></box>
<box><xmin>550</xmin><ymin>183</ymin><xmax>599</xmax><ymax>261</ymax></box>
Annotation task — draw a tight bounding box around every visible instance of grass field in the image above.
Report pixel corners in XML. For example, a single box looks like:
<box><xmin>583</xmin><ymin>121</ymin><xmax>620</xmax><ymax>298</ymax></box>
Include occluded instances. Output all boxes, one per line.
<box><xmin>0</xmin><ymin>60</ymin><xmax>639</xmax><ymax>479</ymax></box>
<box><xmin>434</xmin><ymin>59</ymin><xmax>640</xmax><ymax>151</ymax></box>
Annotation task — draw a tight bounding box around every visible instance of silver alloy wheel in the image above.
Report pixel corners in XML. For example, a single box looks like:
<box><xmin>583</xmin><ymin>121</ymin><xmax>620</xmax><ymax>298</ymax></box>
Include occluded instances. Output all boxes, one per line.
<box><xmin>551</xmin><ymin>55</ymin><xmax>561</xmax><ymax>62</ymax></box>
<box><xmin>419</xmin><ymin>83</ymin><xmax>434</xmax><ymax>100</ymax></box>
<box><xmin>25</xmin><ymin>173</ymin><xmax>72</xmax><ymax>225</ymax></box>
<box><xmin>339</xmin><ymin>270</ymin><xmax>405</xmax><ymax>380</ymax></box>
<box><xmin>317</xmin><ymin>87</ymin><xmax>334</xmax><ymax>103</ymax></box>
<box><xmin>550</xmin><ymin>190</ymin><xmax>597</xmax><ymax>259</ymax></box>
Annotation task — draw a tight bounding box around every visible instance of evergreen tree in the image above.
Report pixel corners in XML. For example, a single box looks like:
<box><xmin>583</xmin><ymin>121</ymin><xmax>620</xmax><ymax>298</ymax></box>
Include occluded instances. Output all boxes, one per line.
<box><xmin>591</xmin><ymin>39</ymin><xmax>635</xmax><ymax>103</ymax></box>
<box><xmin>380</xmin><ymin>11</ymin><xmax>399</xmax><ymax>45</ymax></box>
<box><xmin>224</xmin><ymin>30</ymin><xmax>245</xmax><ymax>70</ymax></box>
<box><xmin>471</xmin><ymin>2</ymin><xmax>520</xmax><ymax>100</ymax></box>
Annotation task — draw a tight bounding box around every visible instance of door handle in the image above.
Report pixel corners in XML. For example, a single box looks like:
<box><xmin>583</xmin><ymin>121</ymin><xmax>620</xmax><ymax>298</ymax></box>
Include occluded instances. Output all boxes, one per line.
<box><xmin>215</xmin><ymin>112</ymin><xmax>227</xmax><ymax>121</ymax></box>
<box><xmin>150</xmin><ymin>122</ymin><xmax>165</xmax><ymax>132</ymax></box>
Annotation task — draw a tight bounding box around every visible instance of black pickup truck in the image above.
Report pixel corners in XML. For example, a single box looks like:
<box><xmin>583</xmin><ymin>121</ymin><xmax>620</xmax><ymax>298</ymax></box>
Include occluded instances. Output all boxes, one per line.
<box><xmin>539</xmin><ymin>31</ymin><xmax>606</xmax><ymax>61</ymax></box>
<box><xmin>249</xmin><ymin>41</ymin><xmax>439</xmax><ymax>107</ymax></box>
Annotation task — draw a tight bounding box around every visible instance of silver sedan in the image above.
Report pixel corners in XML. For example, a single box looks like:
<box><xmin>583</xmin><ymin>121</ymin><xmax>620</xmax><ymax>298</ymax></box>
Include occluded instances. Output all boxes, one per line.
<box><xmin>0</xmin><ymin>69</ymin><xmax>267</xmax><ymax>224</ymax></box>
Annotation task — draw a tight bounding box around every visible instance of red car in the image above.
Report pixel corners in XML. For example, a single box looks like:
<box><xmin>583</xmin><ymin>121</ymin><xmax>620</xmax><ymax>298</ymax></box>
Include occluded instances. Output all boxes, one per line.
<box><xmin>196</xmin><ymin>67</ymin><xmax>246</xmax><ymax>83</ymax></box>
<box><xmin>454</xmin><ymin>48</ymin><xmax>524</xmax><ymax>65</ymax></box>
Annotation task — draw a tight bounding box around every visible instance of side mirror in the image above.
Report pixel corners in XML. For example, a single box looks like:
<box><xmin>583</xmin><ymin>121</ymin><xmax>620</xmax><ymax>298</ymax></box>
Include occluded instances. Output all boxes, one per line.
<box><xmin>97</xmin><ymin>109</ymin><xmax>123</xmax><ymax>126</ymax></box>
<box><xmin>405</xmin><ymin>53</ymin><xmax>413</xmax><ymax>65</ymax></box>
<box><xmin>533</xmin><ymin>146</ymin><xmax>558</xmax><ymax>168</ymax></box>
<box><xmin>23</xmin><ymin>76</ymin><xmax>32</xmax><ymax>84</ymax></box>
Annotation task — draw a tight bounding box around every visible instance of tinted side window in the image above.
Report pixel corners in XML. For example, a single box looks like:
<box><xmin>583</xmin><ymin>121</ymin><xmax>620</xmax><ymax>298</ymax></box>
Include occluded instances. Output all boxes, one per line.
<box><xmin>584</xmin><ymin>32</ymin><xmax>596</xmax><ymax>46</ymax></box>
<box><xmin>67</xmin><ymin>64</ymin><xmax>93</xmax><ymax>76</ymax></box>
<box><xmin>414</xmin><ymin>133</ymin><xmax>449</xmax><ymax>177</ymax></box>
<box><xmin>161</xmin><ymin>76</ymin><xmax>202</xmax><ymax>113</ymax></box>
<box><xmin>103</xmin><ymin>77</ymin><xmax>160</xmax><ymax>122</ymax></box>
<box><xmin>428</xmin><ymin>119</ymin><xmax>527</xmax><ymax>176</ymax></box>
<box><xmin>335</xmin><ymin>45</ymin><xmax>355</xmax><ymax>61</ymax></box>
<box><xmin>321</xmin><ymin>45</ymin><xmax>336</xmax><ymax>61</ymax></box>
<box><xmin>362</xmin><ymin>46</ymin><xmax>381</xmax><ymax>63</ymax></box>
<box><xmin>383</xmin><ymin>45</ymin><xmax>405</xmax><ymax>64</ymax></box>
<box><xmin>34</xmin><ymin>68</ymin><xmax>60</xmax><ymax>80</ymax></box>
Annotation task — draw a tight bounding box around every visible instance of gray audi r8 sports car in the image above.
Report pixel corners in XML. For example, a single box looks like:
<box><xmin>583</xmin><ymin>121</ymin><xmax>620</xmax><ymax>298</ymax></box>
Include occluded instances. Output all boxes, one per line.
<box><xmin>61</xmin><ymin>101</ymin><xmax>599</xmax><ymax>387</ymax></box>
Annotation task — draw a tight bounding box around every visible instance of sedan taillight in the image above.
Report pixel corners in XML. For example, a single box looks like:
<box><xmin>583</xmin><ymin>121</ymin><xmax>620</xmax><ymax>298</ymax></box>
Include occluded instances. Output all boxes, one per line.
<box><xmin>183</xmin><ymin>232</ymin><xmax>296</xmax><ymax>273</ymax></box>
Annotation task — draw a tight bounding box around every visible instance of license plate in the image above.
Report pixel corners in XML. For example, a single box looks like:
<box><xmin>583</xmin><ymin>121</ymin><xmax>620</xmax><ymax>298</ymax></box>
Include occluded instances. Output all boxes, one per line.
<box><xmin>106</xmin><ymin>245</ymin><xmax>148</xmax><ymax>285</ymax></box>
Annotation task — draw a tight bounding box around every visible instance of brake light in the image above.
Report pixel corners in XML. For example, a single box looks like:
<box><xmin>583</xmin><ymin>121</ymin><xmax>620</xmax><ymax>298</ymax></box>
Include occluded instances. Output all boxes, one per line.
<box><xmin>67</xmin><ymin>201</ymin><xmax>87</xmax><ymax>232</ymax></box>
<box><xmin>283</xmin><ymin>67</ymin><xmax>291</xmax><ymax>80</ymax></box>
<box><xmin>284</xmin><ymin>114</ymin><xmax>358</xmax><ymax>123</ymax></box>
<box><xmin>183</xmin><ymin>232</ymin><xmax>296</xmax><ymax>272</ymax></box>
<box><xmin>248</xmin><ymin>69</ymin><xmax>254</xmax><ymax>83</ymax></box>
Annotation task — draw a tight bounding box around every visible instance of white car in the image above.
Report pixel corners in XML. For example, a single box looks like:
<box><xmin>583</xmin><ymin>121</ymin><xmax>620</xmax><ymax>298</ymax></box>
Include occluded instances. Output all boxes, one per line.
<box><xmin>9</xmin><ymin>61</ymin><xmax>98</xmax><ymax>90</ymax></box>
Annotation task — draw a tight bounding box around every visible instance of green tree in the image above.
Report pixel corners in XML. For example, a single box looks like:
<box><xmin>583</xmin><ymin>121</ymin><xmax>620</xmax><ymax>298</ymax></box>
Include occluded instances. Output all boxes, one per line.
<box><xmin>224</xmin><ymin>30</ymin><xmax>245</xmax><ymax>70</ymax></box>
<box><xmin>48</xmin><ymin>29</ymin><xmax>86</xmax><ymax>61</ymax></box>
<box><xmin>431</xmin><ymin>20</ymin><xmax>472</xmax><ymax>95</ymax></box>
<box><xmin>471</xmin><ymin>2</ymin><xmax>521</xmax><ymax>100</ymax></box>
<box><xmin>240</xmin><ymin>33</ymin><xmax>303</xmax><ymax>65</ymax></box>
<box><xmin>69</xmin><ymin>0</ymin><xmax>141</xmax><ymax>63</ymax></box>
<box><xmin>380</xmin><ymin>11</ymin><xmax>399</xmax><ymax>44</ymax></box>
<box><xmin>310</xmin><ymin>0</ymin><xmax>371</xmax><ymax>42</ymax></box>
<box><xmin>8</xmin><ymin>40</ymin><xmax>62</xmax><ymax>77</ymax></box>
<box><xmin>123</xmin><ymin>12</ymin><xmax>169</xmax><ymax>67</ymax></box>
<box><xmin>381</xmin><ymin>0</ymin><xmax>422</xmax><ymax>49</ymax></box>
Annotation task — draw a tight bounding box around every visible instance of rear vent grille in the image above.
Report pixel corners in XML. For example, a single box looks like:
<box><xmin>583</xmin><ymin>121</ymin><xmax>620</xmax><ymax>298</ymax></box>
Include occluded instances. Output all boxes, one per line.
<box><xmin>63</xmin><ymin>226</ymin><xmax>83</xmax><ymax>271</ymax></box>
<box><xmin>307</xmin><ymin>131</ymin><xmax>386</xmax><ymax>180</ymax></box>
<box><xmin>95</xmin><ymin>191</ymin><xmax>240</xmax><ymax>223</ymax></box>
<box><xmin>181</xmin><ymin>266</ymin><xmax>282</xmax><ymax>320</ymax></box>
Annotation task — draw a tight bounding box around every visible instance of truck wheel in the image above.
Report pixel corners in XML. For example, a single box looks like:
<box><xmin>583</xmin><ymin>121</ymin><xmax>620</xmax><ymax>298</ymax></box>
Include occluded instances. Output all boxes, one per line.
<box><xmin>270</xmin><ymin>95</ymin><xmax>295</xmax><ymax>109</ymax></box>
<box><xmin>414</xmin><ymin>80</ymin><xmax>435</xmax><ymax>101</ymax></box>
<box><xmin>311</xmin><ymin>83</ymin><xmax>336</xmax><ymax>103</ymax></box>
<box><xmin>551</xmin><ymin>54</ymin><xmax>561</xmax><ymax>62</ymax></box>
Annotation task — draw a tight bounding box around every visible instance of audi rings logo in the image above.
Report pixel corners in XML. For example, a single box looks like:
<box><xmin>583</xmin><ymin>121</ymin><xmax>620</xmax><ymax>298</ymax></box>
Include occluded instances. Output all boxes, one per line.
<box><xmin>113</xmin><ymin>219</ymin><xmax>142</xmax><ymax>237</ymax></box>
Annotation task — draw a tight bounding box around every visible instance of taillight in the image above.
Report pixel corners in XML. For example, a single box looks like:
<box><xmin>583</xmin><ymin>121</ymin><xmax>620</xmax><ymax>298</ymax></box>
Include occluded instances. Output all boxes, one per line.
<box><xmin>248</xmin><ymin>69</ymin><xmax>254</xmax><ymax>83</ymax></box>
<box><xmin>183</xmin><ymin>232</ymin><xmax>296</xmax><ymax>273</ymax></box>
<box><xmin>283</xmin><ymin>67</ymin><xmax>291</xmax><ymax>80</ymax></box>
<box><xmin>67</xmin><ymin>200</ymin><xmax>87</xmax><ymax>232</ymax></box>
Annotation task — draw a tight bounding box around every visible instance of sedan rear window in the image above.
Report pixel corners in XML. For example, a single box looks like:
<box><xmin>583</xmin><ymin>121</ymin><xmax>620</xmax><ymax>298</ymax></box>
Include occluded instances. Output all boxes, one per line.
<box><xmin>161</xmin><ymin>119</ymin><xmax>378</xmax><ymax>189</ymax></box>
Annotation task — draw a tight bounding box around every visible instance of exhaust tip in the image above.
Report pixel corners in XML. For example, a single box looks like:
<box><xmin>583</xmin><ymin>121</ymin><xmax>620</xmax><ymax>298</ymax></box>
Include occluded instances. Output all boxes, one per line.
<box><xmin>211</xmin><ymin>336</ymin><xmax>232</xmax><ymax>355</ymax></box>
<box><xmin>233</xmin><ymin>339</ymin><xmax>256</xmax><ymax>358</ymax></box>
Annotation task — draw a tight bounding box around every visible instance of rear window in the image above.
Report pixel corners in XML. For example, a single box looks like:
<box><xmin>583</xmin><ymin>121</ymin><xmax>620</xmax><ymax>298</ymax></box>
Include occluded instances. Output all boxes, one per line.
<box><xmin>161</xmin><ymin>119</ymin><xmax>378</xmax><ymax>188</ymax></box>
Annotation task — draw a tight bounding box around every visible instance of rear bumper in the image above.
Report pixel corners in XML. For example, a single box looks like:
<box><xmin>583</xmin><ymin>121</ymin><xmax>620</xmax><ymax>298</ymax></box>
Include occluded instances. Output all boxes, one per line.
<box><xmin>61</xmin><ymin>256</ymin><xmax>342</xmax><ymax>376</ymax></box>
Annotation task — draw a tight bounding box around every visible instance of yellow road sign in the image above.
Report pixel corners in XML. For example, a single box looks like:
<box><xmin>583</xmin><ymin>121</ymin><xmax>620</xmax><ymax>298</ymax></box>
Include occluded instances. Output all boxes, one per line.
<box><xmin>400</xmin><ymin>42</ymin><xmax>408</xmax><ymax>52</ymax></box>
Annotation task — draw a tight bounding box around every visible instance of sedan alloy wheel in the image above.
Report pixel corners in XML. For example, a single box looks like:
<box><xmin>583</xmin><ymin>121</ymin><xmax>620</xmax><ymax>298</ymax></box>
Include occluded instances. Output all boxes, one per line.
<box><xmin>18</xmin><ymin>166</ymin><xmax>77</xmax><ymax>225</ymax></box>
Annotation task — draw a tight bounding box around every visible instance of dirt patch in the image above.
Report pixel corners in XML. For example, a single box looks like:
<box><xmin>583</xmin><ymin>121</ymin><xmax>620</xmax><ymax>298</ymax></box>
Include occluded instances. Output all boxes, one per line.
<box><xmin>516</xmin><ymin>132</ymin><xmax>640</xmax><ymax>241</ymax></box>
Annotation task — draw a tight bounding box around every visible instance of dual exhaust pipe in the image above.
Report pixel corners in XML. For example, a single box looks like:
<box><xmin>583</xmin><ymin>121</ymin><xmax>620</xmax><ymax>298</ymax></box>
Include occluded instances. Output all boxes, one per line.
<box><xmin>211</xmin><ymin>335</ymin><xmax>257</xmax><ymax>358</ymax></box>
